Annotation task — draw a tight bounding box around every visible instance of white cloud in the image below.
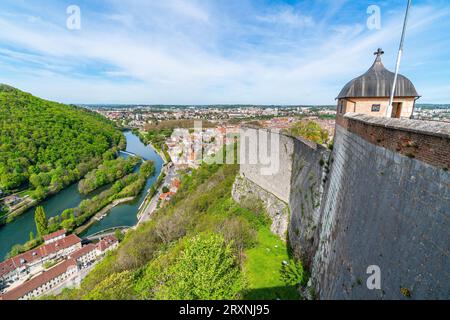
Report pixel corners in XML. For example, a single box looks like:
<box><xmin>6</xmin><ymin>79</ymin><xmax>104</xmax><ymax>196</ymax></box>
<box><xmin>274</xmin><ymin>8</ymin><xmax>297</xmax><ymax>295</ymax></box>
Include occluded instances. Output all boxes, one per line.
<box><xmin>0</xmin><ymin>1</ymin><xmax>448</xmax><ymax>104</ymax></box>
<box><xmin>257</xmin><ymin>6</ymin><xmax>315</xmax><ymax>27</ymax></box>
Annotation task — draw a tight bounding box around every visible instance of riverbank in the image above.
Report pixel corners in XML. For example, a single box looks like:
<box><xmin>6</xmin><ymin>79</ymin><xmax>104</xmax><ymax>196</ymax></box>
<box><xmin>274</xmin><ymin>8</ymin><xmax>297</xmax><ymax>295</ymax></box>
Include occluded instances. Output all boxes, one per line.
<box><xmin>0</xmin><ymin>187</ymin><xmax>69</xmax><ymax>225</ymax></box>
<box><xmin>0</xmin><ymin>197</ymin><xmax>36</xmax><ymax>225</ymax></box>
<box><xmin>0</xmin><ymin>131</ymin><xmax>164</xmax><ymax>259</ymax></box>
<box><xmin>135</xmin><ymin>129</ymin><xmax>170</xmax><ymax>163</ymax></box>
<box><xmin>136</xmin><ymin>165</ymin><xmax>167</xmax><ymax>221</ymax></box>
<box><xmin>75</xmin><ymin>197</ymin><xmax>135</xmax><ymax>235</ymax></box>
<box><xmin>0</xmin><ymin>147</ymin><xmax>128</xmax><ymax>226</ymax></box>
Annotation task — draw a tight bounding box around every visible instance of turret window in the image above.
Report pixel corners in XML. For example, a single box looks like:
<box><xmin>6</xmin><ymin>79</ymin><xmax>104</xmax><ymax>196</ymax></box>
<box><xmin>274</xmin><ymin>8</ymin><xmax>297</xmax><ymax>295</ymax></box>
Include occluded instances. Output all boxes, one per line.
<box><xmin>339</xmin><ymin>101</ymin><xmax>344</xmax><ymax>114</ymax></box>
<box><xmin>371</xmin><ymin>104</ymin><xmax>381</xmax><ymax>112</ymax></box>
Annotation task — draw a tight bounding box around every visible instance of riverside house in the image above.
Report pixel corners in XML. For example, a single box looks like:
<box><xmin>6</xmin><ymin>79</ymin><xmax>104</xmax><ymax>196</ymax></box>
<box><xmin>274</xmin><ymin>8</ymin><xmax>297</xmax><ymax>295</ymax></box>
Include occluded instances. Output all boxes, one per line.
<box><xmin>0</xmin><ymin>231</ymin><xmax>81</xmax><ymax>288</ymax></box>
<box><xmin>0</xmin><ymin>235</ymin><xmax>119</xmax><ymax>300</ymax></box>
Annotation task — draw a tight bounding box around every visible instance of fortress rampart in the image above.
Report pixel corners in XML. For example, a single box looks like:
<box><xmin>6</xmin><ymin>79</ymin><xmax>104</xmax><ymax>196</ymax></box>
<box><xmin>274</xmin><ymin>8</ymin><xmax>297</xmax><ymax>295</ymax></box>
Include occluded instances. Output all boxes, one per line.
<box><xmin>233</xmin><ymin>114</ymin><xmax>450</xmax><ymax>299</ymax></box>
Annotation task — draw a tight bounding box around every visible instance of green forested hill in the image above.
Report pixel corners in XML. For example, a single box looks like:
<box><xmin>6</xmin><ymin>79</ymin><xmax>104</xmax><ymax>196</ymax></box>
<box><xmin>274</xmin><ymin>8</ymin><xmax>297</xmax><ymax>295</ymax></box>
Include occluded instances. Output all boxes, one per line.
<box><xmin>0</xmin><ymin>85</ymin><xmax>125</xmax><ymax>193</ymax></box>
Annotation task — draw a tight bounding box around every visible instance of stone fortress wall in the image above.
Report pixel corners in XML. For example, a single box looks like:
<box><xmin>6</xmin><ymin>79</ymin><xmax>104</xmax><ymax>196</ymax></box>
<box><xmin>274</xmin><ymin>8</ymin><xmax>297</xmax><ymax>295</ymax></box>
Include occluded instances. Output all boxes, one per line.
<box><xmin>233</xmin><ymin>113</ymin><xmax>450</xmax><ymax>299</ymax></box>
<box><xmin>236</xmin><ymin>126</ymin><xmax>330</xmax><ymax>263</ymax></box>
<box><xmin>238</xmin><ymin>127</ymin><xmax>294</xmax><ymax>203</ymax></box>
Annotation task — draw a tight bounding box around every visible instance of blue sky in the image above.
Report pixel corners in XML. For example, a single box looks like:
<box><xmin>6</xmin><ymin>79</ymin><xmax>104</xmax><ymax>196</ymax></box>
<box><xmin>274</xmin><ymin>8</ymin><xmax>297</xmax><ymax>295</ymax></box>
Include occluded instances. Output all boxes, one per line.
<box><xmin>0</xmin><ymin>0</ymin><xmax>449</xmax><ymax>104</ymax></box>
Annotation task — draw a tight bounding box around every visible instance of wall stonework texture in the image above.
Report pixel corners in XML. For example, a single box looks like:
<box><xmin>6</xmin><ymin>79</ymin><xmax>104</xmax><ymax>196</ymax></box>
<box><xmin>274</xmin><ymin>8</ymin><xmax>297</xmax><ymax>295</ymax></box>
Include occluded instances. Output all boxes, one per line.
<box><xmin>239</xmin><ymin>127</ymin><xmax>294</xmax><ymax>203</ymax></box>
<box><xmin>232</xmin><ymin>175</ymin><xmax>289</xmax><ymax>238</ymax></box>
<box><xmin>314</xmin><ymin>122</ymin><xmax>450</xmax><ymax>299</ymax></box>
<box><xmin>288</xmin><ymin>136</ymin><xmax>330</xmax><ymax>268</ymax></box>
<box><xmin>234</xmin><ymin>115</ymin><xmax>450</xmax><ymax>300</ymax></box>
<box><xmin>236</xmin><ymin>126</ymin><xmax>331</xmax><ymax>266</ymax></box>
<box><xmin>337</xmin><ymin>113</ymin><xmax>450</xmax><ymax>169</ymax></box>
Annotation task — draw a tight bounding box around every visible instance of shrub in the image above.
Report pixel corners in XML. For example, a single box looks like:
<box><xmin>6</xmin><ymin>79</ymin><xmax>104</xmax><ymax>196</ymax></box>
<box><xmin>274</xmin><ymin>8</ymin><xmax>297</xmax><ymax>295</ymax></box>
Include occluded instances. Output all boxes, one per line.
<box><xmin>83</xmin><ymin>271</ymin><xmax>137</xmax><ymax>300</ymax></box>
<box><xmin>280</xmin><ymin>258</ymin><xmax>307</xmax><ymax>287</ymax></box>
<box><xmin>143</xmin><ymin>233</ymin><xmax>245</xmax><ymax>300</ymax></box>
<box><xmin>288</xmin><ymin>120</ymin><xmax>329</xmax><ymax>145</ymax></box>
<box><xmin>217</xmin><ymin>216</ymin><xmax>257</xmax><ymax>264</ymax></box>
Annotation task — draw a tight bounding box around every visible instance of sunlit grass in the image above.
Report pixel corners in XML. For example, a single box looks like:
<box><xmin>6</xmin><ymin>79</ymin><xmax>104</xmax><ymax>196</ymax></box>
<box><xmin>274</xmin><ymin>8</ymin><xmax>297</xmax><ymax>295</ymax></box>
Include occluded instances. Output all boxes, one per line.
<box><xmin>243</xmin><ymin>227</ymin><xmax>299</xmax><ymax>300</ymax></box>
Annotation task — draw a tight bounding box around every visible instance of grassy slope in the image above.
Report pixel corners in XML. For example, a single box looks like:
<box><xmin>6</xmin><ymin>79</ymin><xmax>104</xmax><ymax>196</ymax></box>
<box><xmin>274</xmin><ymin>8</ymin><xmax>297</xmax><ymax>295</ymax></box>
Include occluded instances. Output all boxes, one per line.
<box><xmin>50</xmin><ymin>162</ymin><xmax>298</xmax><ymax>300</ymax></box>
<box><xmin>244</xmin><ymin>228</ymin><xmax>299</xmax><ymax>299</ymax></box>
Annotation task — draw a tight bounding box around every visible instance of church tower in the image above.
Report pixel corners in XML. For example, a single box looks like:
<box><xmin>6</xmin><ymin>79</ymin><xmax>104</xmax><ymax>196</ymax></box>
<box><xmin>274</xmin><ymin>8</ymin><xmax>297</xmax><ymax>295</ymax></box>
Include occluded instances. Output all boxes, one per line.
<box><xmin>336</xmin><ymin>49</ymin><xmax>420</xmax><ymax>119</ymax></box>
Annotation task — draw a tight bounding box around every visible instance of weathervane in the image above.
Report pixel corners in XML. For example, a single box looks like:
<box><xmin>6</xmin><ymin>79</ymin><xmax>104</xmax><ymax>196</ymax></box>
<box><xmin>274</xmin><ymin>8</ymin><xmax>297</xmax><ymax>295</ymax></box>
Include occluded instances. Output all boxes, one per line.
<box><xmin>386</xmin><ymin>0</ymin><xmax>412</xmax><ymax>117</ymax></box>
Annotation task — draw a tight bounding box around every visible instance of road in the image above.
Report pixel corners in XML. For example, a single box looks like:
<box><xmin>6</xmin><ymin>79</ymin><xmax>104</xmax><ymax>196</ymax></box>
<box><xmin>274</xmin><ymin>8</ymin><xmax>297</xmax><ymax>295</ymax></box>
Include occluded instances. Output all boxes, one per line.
<box><xmin>137</xmin><ymin>164</ymin><xmax>177</xmax><ymax>225</ymax></box>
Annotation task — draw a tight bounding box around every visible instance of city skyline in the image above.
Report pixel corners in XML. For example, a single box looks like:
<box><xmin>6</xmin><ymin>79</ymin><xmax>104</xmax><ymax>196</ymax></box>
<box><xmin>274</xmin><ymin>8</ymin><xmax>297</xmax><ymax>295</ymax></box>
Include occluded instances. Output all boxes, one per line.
<box><xmin>0</xmin><ymin>0</ymin><xmax>449</xmax><ymax>105</ymax></box>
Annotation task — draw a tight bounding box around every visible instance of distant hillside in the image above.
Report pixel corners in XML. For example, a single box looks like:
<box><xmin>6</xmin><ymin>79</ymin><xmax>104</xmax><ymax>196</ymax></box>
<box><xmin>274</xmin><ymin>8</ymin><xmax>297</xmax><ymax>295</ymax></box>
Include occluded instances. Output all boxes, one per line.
<box><xmin>0</xmin><ymin>84</ymin><xmax>16</xmax><ymax>93</ymax></box>
<box><xmin>0</xmin><ymin>85</ymin><xmax>125</xmax><ymax>193</ymax></box>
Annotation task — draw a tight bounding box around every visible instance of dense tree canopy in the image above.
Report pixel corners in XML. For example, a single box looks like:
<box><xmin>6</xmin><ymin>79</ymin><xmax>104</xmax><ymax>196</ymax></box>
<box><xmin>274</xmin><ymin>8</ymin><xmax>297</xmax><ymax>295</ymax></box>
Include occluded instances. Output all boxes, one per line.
<box><xmin>78</xmin><ymin>156</ymin><xmax>141</xmax><ymax>195</ymax></box>
<box><xmin>0</xmin><ymin>85</ymin><xmax>125</xmax><ymax>192</ymax></box>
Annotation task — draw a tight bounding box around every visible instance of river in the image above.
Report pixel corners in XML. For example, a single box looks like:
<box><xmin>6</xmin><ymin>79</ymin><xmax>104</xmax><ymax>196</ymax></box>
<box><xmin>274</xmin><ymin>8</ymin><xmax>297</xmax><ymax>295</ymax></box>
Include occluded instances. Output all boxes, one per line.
<box><xmin>0</xmin><ymin>131</ymin><xmax>163</xmax><ymax>259</ymax></box>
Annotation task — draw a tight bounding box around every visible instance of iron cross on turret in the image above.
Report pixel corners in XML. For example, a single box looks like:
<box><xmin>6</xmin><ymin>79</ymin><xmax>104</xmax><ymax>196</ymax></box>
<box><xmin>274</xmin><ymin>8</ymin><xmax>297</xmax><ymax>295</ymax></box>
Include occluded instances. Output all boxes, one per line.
<box><xmin>374</xmin><ymin>48</ymin><xmax>384</xmax><ymax>57</ymax></box>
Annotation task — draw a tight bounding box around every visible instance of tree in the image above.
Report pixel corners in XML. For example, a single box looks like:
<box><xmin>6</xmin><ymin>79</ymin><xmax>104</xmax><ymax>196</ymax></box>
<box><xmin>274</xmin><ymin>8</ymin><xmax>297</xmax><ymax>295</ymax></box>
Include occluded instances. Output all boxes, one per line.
<box><xmin>139</xmin><ymin>160</ymin><xmax>155</xmax><ymax>178</ymax></box>
<box><xmin>114</xmin><ymin>229</ymin><xmax>125</xmax><ymax>242</ymax></box>
<box><xmin>5</xmin><ymin>244</ymin><xmax>24</xmax><ymax>259</ymax></box>
<box><xmin>149</xmin><ymin>233</ymin><xmax>245</xmax><ymax>300</ymax></box>
<box><xmin>29</xmin><ymin>231</ymin><xmax>35</xmax><ymax>242</ymax></box>
<box><xmin>0</xmin><ymin>85</ymin><xmax>124</xmax><ymax>192</ymax></box>
<box><xmin>162</xmin><ymin>186</ymin><xmax>170</xmax><ymax>193</ymax></box>
<box><xmin>289</xmin><ymin>120</ymin><xmax>330</xmax><ymax>145</ymax></box>
<box><xmin>60</xmin><ymin>218</ymin><xmax>76</xmax><ymax>232</ymax></box>
<box><xmin>31</xmin><ymin>186</ymin><xmax>47</xmax><ymax>201</ymax></box>
<box><xmin>34</xmin><ymin>206</ymin><xmax>48</xmax><ymax>237</ymax></box>
<box><xmin>29</xmin><ymin>173</ymin><xmax>42</xmax><ymax>188</ymax></box>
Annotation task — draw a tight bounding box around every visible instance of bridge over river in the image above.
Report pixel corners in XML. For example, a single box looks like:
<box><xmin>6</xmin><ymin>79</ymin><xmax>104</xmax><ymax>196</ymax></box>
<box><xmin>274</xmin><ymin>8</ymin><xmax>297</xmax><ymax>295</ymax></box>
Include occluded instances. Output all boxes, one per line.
<box><xmin>119</xmin><ymin>150</ymin><xmax>139</xmax><ymax>157</ymax></box>
<box><xmin>83</xmin><ymin>226</ymin><xmax>131</xmax><ymax>241</ymax></box>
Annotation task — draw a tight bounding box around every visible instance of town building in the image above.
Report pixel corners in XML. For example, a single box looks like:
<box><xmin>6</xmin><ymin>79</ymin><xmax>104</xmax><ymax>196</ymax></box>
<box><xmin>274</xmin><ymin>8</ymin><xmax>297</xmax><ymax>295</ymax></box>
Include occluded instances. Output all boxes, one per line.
<box><xmin>43</xmin><ymin>229</ymin><xmax>66</xmax><ymax>244</ymax></box>
<box><xmin>336</xmin><ymin>48</ymin><xmax>420</xmax><ymax>119</ymax></box>
<box><xmin>0</xmin><ymin>235</ymin><xmax>119</xmax><ymax>300</ymax></box>
<box><xmin>159</xmin><ymin>191</ymin><xmax>175</xmax><ymax>203</ymax></box>
<box><xmin>95</xmin><ymin>236</ymin><xmax>119</xmax><ymax>256</ymax></box>
<box><xmin>0</xmin><ymin>233</ymin><xmax>81</xmax><ymax>287</ymax></box>
<box><xmin>3</xmin><ymin>195</ymin><xmax>21</xmax><ymax>207</ymax></box>
<box><xmin>68</xmin><ymin>236</ymin><xmax>118</xmax><ymax>268</ymax></box>
<box><xmin>170</xmin><ymin>179</ymin><xmax>181</xmax><ymax>193</ymax></box>
<box><xmin>0</xmin><ymin>259</ymin><xmax>78</xmax><ymax>300</ymax></box>
<box><xmin>70</xmin><ymin>243</ymin><xmax>97</xmax><ymax>267</ymax></box>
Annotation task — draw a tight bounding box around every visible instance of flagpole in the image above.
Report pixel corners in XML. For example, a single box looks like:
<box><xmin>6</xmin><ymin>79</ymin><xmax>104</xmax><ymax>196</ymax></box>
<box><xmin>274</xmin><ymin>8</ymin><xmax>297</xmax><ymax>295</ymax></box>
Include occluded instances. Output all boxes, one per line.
<box><xmin>386</xmin><ymin>0</ymin><xmax>412</xmax><ymax>117</ymax></box>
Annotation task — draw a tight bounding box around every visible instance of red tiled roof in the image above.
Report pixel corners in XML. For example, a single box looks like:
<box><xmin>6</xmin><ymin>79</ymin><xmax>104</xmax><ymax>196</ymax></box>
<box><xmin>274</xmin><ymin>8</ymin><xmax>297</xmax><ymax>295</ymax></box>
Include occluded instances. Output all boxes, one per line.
<box><xmin>43</xmin><ymin>229</ymin><xmax>66</xmax><ymax>242</ymax></box>
<box><xmin>96</xmin><ymin>236</ymin><xmax>118</xmax><ymax>252</ymax></box>
<box><xmin>39</xmin><ymin>234</ymin><xmax>81</xmax><ymax>257</ymax></box>
<box><xmin>159</xmin><ymin>192</ymin><xmax>175</xmax><ymax>200</ymax></box>
<box><xmin>69</xmin><ymin>244</ymin><xmax>96</xmax><ymax>261</ymax></box>
<box><xmin>0</xmin><ymin>234</ymin><xmax>81</xmax><ymax>278</ymax></box>
<box><xmin>0</xmin><ymin>259</ymin><xmax>77</xmax><ymax>300</ymax></box>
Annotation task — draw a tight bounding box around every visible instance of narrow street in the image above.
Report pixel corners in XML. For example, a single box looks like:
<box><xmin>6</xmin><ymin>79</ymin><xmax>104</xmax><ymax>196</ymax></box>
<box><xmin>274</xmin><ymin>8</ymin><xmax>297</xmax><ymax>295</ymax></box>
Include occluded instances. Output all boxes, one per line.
<box><xmin>137</xmin><ymin>164</ymin><xmax>176</xmax><ymax>225</ymax></box>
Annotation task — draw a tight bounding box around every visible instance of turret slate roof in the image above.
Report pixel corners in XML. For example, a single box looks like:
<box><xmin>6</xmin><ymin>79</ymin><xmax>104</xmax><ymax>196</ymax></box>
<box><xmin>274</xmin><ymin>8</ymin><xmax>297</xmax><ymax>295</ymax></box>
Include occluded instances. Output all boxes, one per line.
<box><xmin>337</xmin><ymin>49</ymin><xmax>419</xmax><ymax>99</ymax></box>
